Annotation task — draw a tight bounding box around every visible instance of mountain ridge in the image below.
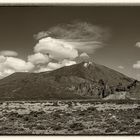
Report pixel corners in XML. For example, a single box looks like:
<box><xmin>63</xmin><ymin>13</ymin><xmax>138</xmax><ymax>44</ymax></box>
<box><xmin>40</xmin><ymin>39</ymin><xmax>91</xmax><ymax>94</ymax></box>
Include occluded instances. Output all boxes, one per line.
<box><xmin>0</xmin><ymin>61</ymin><xmax>138</xmax><ymax>100</ymax></box>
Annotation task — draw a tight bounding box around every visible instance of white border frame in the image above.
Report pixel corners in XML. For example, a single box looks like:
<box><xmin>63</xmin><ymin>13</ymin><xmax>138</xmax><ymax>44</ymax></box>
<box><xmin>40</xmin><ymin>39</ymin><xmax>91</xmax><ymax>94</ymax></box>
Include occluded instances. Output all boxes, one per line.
<box><xmin>0</xmin><ymin>1</ymin><xmax>140</xmax><ymax>140</ymax></box>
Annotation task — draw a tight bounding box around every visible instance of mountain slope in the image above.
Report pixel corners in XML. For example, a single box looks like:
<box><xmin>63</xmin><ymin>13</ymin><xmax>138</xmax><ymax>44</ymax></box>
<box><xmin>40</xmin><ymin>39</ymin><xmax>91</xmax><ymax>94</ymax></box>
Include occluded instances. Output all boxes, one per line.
<box><xmin>48</xmin><ymin>62</ymin><xmax>133</xmax><ymax>86</ymax></box>
<box><xmin>0</xmin><ymin>61</ymin><xmax>135</xmax><ymax>100</ymax></box>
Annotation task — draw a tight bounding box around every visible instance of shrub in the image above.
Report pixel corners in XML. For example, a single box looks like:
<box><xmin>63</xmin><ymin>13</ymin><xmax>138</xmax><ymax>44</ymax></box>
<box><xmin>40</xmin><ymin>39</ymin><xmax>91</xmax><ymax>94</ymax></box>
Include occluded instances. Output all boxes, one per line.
<box><xmin>23</xmin><ymin>116</ymin><xmax>29</xmax><ymax>121</ymax></box>
<box><xmin>105</xmin><ymin>127</ymin><xmax>115</xmax><ymax>133</ymax></box>
<box><xmin>87</xmin><ymin>106</ymin><xmax>96</xmax><ymax>112</ymax></box>
<box><xmin>36</xmin><ymin>125</ymin><xmax>46</xmax><ymax>130</ymax></box>
<box><xmin>29</xmin><ymin>111</ymin><xmax>45</xmax><ymax>117</ymax></box>
<box><xmin>52</xmin><ymin>125</ymin><xmax>62</xmax><ymax>131</ymax></box>
<box><xmin>52</xmin><ymin>111</ymin><xmax>62</xmax><ymax>119</ymax></box>
<box><xmin>69</xmin><ymin>122</ymin><xmax>84</xmax><ymax>131</ymax></box>
<box><xmin>136</xmin><ymin>113</ymin><xmax>140</xmax><ymax>119</ymax></box>
<box><xmin>79</xmin><ymin>111</ymin><xmax>85</xmax><ymax>116</ymax></box>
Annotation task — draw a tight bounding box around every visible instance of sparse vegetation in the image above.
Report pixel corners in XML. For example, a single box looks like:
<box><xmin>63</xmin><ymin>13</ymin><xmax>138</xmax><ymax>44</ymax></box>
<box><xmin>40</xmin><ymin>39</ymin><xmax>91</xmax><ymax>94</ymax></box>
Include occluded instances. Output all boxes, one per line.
<box><xmin>0</xmin><ymin>100</ymin><xmax>139</xmax><ymax>134</ymax></box>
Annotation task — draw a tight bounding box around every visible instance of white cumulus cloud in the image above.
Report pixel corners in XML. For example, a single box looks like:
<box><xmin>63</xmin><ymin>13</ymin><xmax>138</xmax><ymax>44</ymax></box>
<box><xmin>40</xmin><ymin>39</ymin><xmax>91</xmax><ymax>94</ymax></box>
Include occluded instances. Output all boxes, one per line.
<box><xmin>79</xmin><ymin>52</ymin><xmax>89</xmax><ymax>58</ymax></box>
<box><xmin>34</xmin><ymin>21</ymin><xmax>110</xmax><ymax>55</ymax></box>
<box><xmin>46</xmin><ymin>59</ymin><xmax>76</xmax><ymax>71</ymax></box>
<box><xmin>0</xmin><ymin>21</ymin><xmax>110</xmax><ymax>79</ymax></box>
<box><xmin>136</xmin><ymin>42</ymin><xmax>140</xmax><ymax>48</ymax></box>
<box><xmin>0</xmin><ymin>50</ymin><xmax>18</xmax><ymax>57</ymax></box>
<box><xmin>3</xmin><ymin>57</ymin><xmax>34</xmax><ymax>71</ymax></box>
<box><xmin>133</xmin><ymin>61</ymin><xmax>140</xmax><ymax>69</ymax></box>
<box><xmin>0</xmin><ymin>55</ymin><xmax>6</xmax><ymax>63</ymax></box>
<box><xmin>28</xmin><ymin>53</ymin><xmax>49</xmax><ymax>65</ymax></box>
<box><xmin>0</xmin><ymin>56</ymin><xmax>34</xmax><ymax>78</ymax></box>
<box><xmin>47</xmin><ymin>62</ymin><xmax>62</xmax><ymax>70</ymax></box>
<box><xmin>61</xmin><ymin>59</ymin><xmax>76</xmax><ymax>66</ymax></box>
<box><xmin>34</xmin><ymin>37</ymin><xmax>78</xmax><ymax>61</ymax></box>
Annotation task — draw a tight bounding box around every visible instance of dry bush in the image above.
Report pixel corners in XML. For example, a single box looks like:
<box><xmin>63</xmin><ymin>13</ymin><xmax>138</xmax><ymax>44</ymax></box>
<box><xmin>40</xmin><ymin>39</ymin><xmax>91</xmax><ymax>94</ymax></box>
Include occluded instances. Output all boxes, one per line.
<box><xmin>69</xmin><ymin>122</ymin><xmax>85</xmax><ymax>131</ymax></box>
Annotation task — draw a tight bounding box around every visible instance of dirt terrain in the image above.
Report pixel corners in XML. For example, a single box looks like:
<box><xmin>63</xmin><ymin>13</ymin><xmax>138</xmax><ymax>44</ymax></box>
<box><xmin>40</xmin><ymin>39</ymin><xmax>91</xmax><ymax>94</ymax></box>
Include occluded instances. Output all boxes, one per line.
<box><xmin>0</xmin><ymin>100</ymin><xmax>140</xmax><ymax>135</ymax></box>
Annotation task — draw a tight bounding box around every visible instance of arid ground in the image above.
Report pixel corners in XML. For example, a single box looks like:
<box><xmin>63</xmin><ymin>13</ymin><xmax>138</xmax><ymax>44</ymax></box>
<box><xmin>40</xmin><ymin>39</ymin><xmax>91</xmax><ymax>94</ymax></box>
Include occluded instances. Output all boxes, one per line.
<box><xmin>0</xmin><ymin>100</ymin><xmax>140</xmax><ymax>135</ymax></box>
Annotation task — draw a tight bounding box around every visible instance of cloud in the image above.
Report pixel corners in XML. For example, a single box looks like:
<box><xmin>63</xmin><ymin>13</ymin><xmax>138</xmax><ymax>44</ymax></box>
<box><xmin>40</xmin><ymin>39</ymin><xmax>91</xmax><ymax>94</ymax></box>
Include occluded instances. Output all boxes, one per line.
<box><xmin>28</xmin><ymin>53</ymin><xmax>49</xmax><ymax>65</ymax></box>
<box><xmin>0</xmin><ymin>69</ymin><xmax>15</xmax><ymax>79</ymax></box>
<box><xmin>66</xmin><ymin>41</ymin><xmax>103</xmax><ymax>54</ymax></box>
<box><xmin>34</xmin><ymin>31</ymin><xmax>50</xmax><ymax>40</ymax></box>
<box><xmin>0</xmin><ymin>56</ymin><xmax>6</xmax><ymax>63</ymax></box>
<box><xmin>35</xmin><ymin>21</ymin><xmax>110</xmax><ymax>55</ymax></box>
<box><xmin>3</xmin><ymin>57</ymin><xmax>34</xmax><ymax>71</ymax></box>
<box><xmin>34</xmin><ymin>59</ymin><xmax>76</xmax><ymax>73</ymax></box>
<box><xmin>0</xmin><ymin>21</ymin><xmax>110</xmax><ymax>79</ymax></box>
<box><xmin>79</xmin><ymin>52</ymin><xmax>89</xmax><ymax>58</ymax></box>
<box><xmin>75</xmin><ymin>52</ymin><xmax>94</xmax><ymax>63</ymax></box>
<box><xmin>35</xmin><ymin>67</ymin><xmax>51</xmax><ymax>73</ymax></box>
<box><xmin>34</xmin><ymin>37</ymin><xmax>78</xmax><ymax>60</ymax></box>
<box><xmin>136</xmin><ymin>42</ymin><xmax>140</xmax><ymax>48</ymax></box>
<box><xmin>118</xmin><ymin>65</ymin><xmax>124</xmax><ymax>69</ymax></box>
<box><xmin>0</xmin><ymin>50</ymin><xmax>18</xmax><ymax>57</ymax></box>
<box><xmin>31</xmin><ymin>22</ymin><xmax>110</xmax><ymax>74</ymax></box>
<box><xmin>47</xmin><ymin>62</ymin><xmax>62</xmax><ymax>70</ymax></box>
<box><xmin>61</xmin><ymin>59</ymin><xmax>76</xmax><ymax>66</ymax></box>
<box><xmin>133</xmin><ymin>61</ymin><xmax>140</xmax><ymax>69</ymax></box>
<box><xmin>47</xmin><ymin>59</ymin><xmax>76</xmax><ymax>71</ymax></box>
<box><xmin>0</xmin><ymin>56</ymin><xmax>34</xmax><ymax>78</ymax></box>
<box><xmin>46</xmin><ymin>21</ymin><xmax>110</xmax><ymax>42</ymax></box>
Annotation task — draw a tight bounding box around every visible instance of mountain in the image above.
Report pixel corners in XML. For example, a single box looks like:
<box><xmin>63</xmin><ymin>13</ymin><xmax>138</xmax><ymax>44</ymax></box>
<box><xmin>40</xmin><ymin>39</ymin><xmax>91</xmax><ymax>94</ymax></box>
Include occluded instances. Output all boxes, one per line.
<box><xmin>0</xmin><ymin>61</ymin><xmax>136</xmax><ymax>100</ymax></box>
<box><xmin>126</xmin><ymin>81</ymin><xmax>140</xmax><ymax>99</ymax></box>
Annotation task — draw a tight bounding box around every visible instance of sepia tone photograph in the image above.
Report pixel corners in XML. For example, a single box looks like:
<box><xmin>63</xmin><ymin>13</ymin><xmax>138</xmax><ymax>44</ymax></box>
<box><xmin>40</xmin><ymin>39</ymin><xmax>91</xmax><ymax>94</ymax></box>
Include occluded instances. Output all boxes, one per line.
<box><xmin>0</xmin><ymin>3</ymin><xmax>140</xmax><ymax>135</ymax></box>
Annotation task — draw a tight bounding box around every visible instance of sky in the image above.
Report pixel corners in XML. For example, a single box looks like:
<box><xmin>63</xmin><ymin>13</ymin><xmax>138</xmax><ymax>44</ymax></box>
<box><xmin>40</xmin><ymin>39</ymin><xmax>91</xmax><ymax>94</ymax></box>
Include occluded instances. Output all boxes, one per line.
<box><xmin>0</xmin><ymin>6</ymin><xmax>140</xmax><ymax>80</ymax></box>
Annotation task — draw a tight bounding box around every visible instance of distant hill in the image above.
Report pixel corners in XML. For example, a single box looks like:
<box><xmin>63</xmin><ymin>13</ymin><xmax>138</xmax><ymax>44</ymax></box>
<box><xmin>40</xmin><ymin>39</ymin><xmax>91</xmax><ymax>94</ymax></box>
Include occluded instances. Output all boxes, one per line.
<box><xmin>0</xmin><ymin>61</ymin><xmax>136</xmax><ymax>100</ymax></box>
<box><xmin>126</xmin><ymin>82</ymin><xmax>140</xmax><ymax>99</ymax></box>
